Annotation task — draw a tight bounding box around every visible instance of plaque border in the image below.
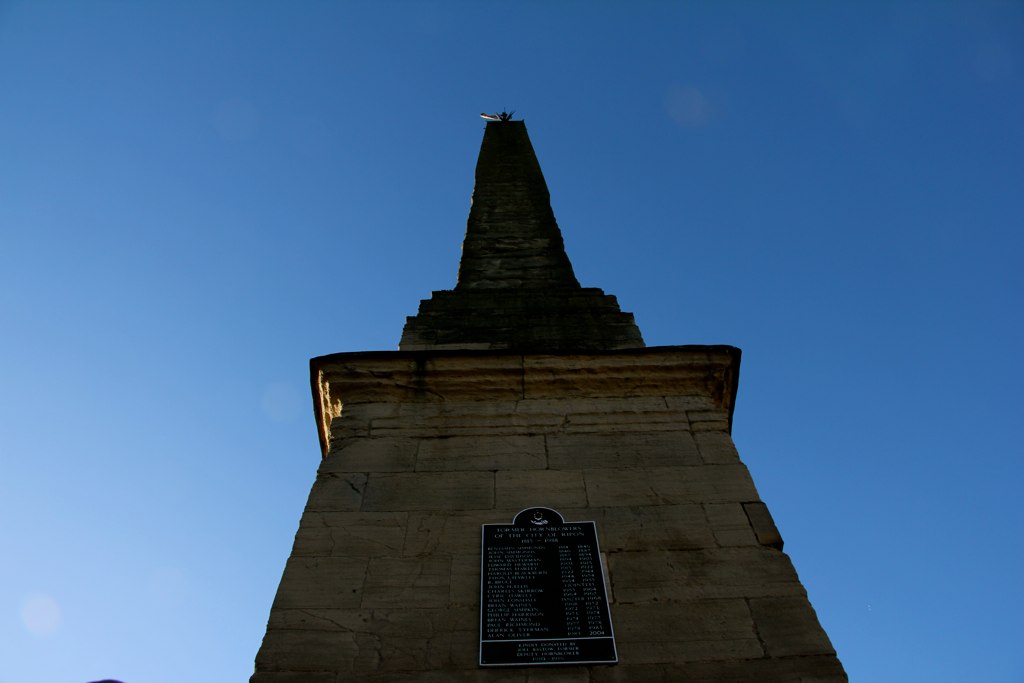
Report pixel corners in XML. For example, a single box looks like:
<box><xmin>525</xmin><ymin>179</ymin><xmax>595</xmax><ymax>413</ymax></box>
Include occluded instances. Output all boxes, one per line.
<box><xmin>478</xmin><ymin>506</ymin><xmax>619</xmax><ymax>667</ymax></box>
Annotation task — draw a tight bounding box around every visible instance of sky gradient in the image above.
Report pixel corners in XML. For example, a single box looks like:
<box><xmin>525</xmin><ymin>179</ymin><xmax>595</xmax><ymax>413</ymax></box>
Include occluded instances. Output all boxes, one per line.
<box><xmin>2</xmin><ymin>2</ymin><xmax>1022</xmax><ymax>682</ymax></box>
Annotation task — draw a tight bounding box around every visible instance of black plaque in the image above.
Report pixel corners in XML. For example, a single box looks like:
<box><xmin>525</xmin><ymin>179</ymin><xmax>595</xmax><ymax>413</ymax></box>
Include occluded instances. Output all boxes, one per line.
<box><xmin>480</xmin><ymin>507</ymin><xmax>617</xmax><ymax>667</ymax></box>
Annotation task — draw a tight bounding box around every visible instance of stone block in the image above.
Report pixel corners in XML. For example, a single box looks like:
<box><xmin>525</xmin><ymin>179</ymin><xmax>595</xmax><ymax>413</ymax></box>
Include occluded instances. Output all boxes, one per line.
<box><xmin>270</xmin><ymin>557</ymin><xmax>368</xmax><ymax>610</ymax></box>
<box><xmin>447</xmin><ymin>625</ymin><xmax>485</xmax><ymax>669</ymax></box>
<box><xmin>367</xmin><ymin>405</ymin><xmax>568</xmax><ymax>437</ymax></box>
<box><xmin>361</xmin><ymin>671</ymin><xmax>527</xmax><ymax>682</ymax></box>
<box><xmin>547</xmin><ymin>431</ymin><xmax>700</xmax><ymax>469</ymax></box>
<box><xmin>329</xmin><ymin>416</ymin><xmax>370</xmax><ymax>442</ymax></box>
<box><xmin>321</xmin><ymin>437</ymin><xmax>418</xmax><ymax>472</ymax></box>
<box><xmin>590</xmin><ymin>656</ymin><xmax>847</xmax><ymax>683</ymax></box>
<box><xmin>372</xmin><ymin>629</ymin><xmax>458</xmax><ymax>672</ymax></box>
<box><xmin>404</xmin><ymin>510</ymin><xmax>495</xmax><ymax>556</ymax></box>
<box><xmin>254</xmin><ymin>629</ymin><xmax>362</xmax><ymax>671</ymax></box>
<box><xmin>516</xmin><ymin>396</ymin><xmax>671</xmax><ymax>417</ymax></box>
<box><xmin>584</xmin><ymin>465</ymin><xmax>759</xmax><ymax>507</ymax></box>
<box><xmin>607</xmin><ymin>548</ymin><xmax>806</xmax><ymax>603</ymax></box>
<box><xmin>495</xmin><ymin>470</ymin><xmax>588</xmax><ymax>509</ymax></box>
<box><xmin>420</xmin><ymin>399</ymin><xmax>519</xmax><ymax>418</ymax></box>
<box><xmin>362</xmin><ymin>471</ymin><xmax>494</xmax><ymax>511</ymax></box>
<box><xmin>417</xmin><ymin>435</ymin><xmax>546</xmax><ymax>471</ymax></box>
<box><xmin>611</xmin><ymin>599</ymin><xmax>763</xmax><ymax>663</ymax></box>
<box><xmin>340</xmin><ymin>401</ymin><xmax>402</xmax><ymax>420</ymax></box>
<box><xmin>268</xmin><ymin>608</ymin><xmax>369</xmax><ymax>631</ymax></box>
<box><xmin>449</xmin><ymin>553</ymin><xmax>482</xmax><ymax>607</ymax></box>
<box><xmin>250</xmin><ymin>672</ymin><xmax>337</xmax><ymax>683</ymax></box>
<box><xmin>704</xmin><ymin>502</ymin><xmax>757</xmax><ymax>547</ymax></box>
<box><xmin>304</xmin><ymin>473</ymin><xmax>366</xmax><ymax>511</ymax></box>
<box><xmin>591</xmin><ymin>664</ymin><xmax>688</xmax><ymax>683</ymax></box>
<box><xmin>749</xmin><ymin>596</ymin><xmax>837</xmax><ymax>657</ymax></box>
<box><xmin>664</xmin><ymin>395</ymin><xmax>717</xmax><ymax>411</ymax></box>
<box><xmin>561</xmin><ymin>504</ymin><xmax>713</xmax><ymax>551</ymax></box>
<box><xmin>269</xmin><ymin>606</ymin><xmax>476</xmax><ymax>635</ymax></box>
<box><xmin>557</xmin><ymin>408</ymin><xmax>689</xmax><ymax>434</ymax></box>
<box><xmin>291</xmin><ymin>511</ymin><xmax>407</xmax><ymax>557</ymax></box>
<box><xmin>361</xmin><ymin>556</ymin><xmax>453</xmax><ymax>609</ymax></box>
<box><xmin>709</xmin><ymin>528</ymin><xmax>759</xmax><ymax>547</ymax></box>
<box><xmin>263</xmin><ymin>606</ymin><xmax>488</xmax><ymax>676</ymax></box>
<box><xmin>690</xmin><ymin>420</ymin><xmax>731</xmax><ymax>432</ymax></box>
<box><xmin>687</xmin><ymin>409</ymin><xmax>729</xmax><ymax>424</ymax></box>
<box><xmin>694</xmin><ymin>431</ymin><xmax>741</xmax><ymax>464</ymax></box>
<box><xmin>519</xmin><ymin>350</ymin><xmax>735</xmax><ymax>402</ymax></box>
<box><xmin>743</xmin><ymin>501</ymin><xmax>784</xmax><ymax>549</ymax></box>
<box><xmin>526</xmin><ymin>669</ymin><xmax>592</xmax><ymax>682</ymax></box>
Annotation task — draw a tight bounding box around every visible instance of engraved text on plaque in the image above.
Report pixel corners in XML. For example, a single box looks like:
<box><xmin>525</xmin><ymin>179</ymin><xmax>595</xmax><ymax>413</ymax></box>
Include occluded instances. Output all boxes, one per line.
<box><xmin>479</xmin><ymin>507</ymin><xmax>617</xmax><ymax>666</ymax></box>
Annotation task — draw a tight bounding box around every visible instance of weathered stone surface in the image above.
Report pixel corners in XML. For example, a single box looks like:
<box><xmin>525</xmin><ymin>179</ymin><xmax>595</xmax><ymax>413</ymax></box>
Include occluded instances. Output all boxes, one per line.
<box><xmin>584</xmin><ymin>464</ymin><xmax>759</xmax><ymax>506</ymax></box>
<box><xmin>254</xmin><ymin>629</ymin><xmax>363</xmax><ymax>671</ymax></box>
<box><xmin>321</xmin><ymin>437</ymin><xmax>418</xmax><ymax>473</ymax></box>
<box><xmin>250</xmin><ymin>672</ymin><xmax>337</xmax><ymax>683</ymax></box>
<box><xmin>355</xmin><ymin>671</ymin><xmax>528</xmax><ymax>682</ymax></box>
<box><xmin>259</xmin><ymin>345</ymin><xmax>841</xmax><ymax>679</ymax></box>
<box><xmin>525</xmin><ymin>669</ymin><xmax>593</xmax><ymax>682</ymax></box>
<box><xmin>521</xmin><ymin>351</ymin><xmax>736</xmax><ymax>403</ymax></box>
<box><xmin>750</xmin><ymin>596</ymin><xmax>838</xmax><ymax>657</ymax></box>
<box><xmin>361</xmin><ymin>557</ymin><xmax>452</xmax><ymax>608</ymax></box>
<box><xmin>695</xmin><ymin>431</ymin><xmax>741</xmax><ymax>464</ymax></box>
<box><xmin>448</xmin><ymin>552</ymin><xmax>481</xmax><ymax>607</ymax></box>
<box><xmin>452</xmin><ymin>122</ymin><xmax>580</xmax><ymax>290</ymax></box>
<box><xmin>664</xmin><ymin>395</ymin><xmax>718</xmax><ymax>411</ymax></box>
<box><xmin>268</xmin><ymin>606</ymin><xmax>477</xmax><ymax>635</ymax></box>
<box><xmin>495</xmin><ymin>469</ymin><xmax>588</xmax><ymax>509</ymax></box>
<box><xmin>311</xmin><ymin>348</ymin><xmax>740</xmax><ymax>455</ymax></box>
<box><xmin>395</xmin><ymin>122</ymin><xmax>645</xmax><ymax>355</ymax></box>
<box><xmin>305</xmin><ymin>473</ymin><xmax>366</xmax><ymax>511</ymax></box>
<box><xmin>608</xmin><ymin>547</ymin><xmax>807</xmax><ymax>603</ymax></box>
<box><xmin>687</xmin><ymin>409</ymin><xmax>729</xmax><ymax>424</ymax></box>
<box><xmin>361</xmin><ymin>471</ymin><xmax>494</xmax><ymax>511</ymax></box>
<box><xmin>370</xmin><ymin>407</ymin><xmax>528</xmax><ymax>436</ymax></box>
<box><xmin>551</xmin><ymin>407</ymin><xmax>689</xmax><ymax>435</ymax></box>
<box><xmin>268</xmin><ymin>607</ymin><xmax>371</xmax><ymax>631</ymax></box>
<box><xmin>690</xmin><ymin>419</ymin><xmax>731</xmax><ymax>432</ymax></box>
<box><xmin>744</xmin><ymin>501</ymin><xmax>784</xmax><ymax>549</ymax></box>
<box><xmin>401</xmin><ymin>289</ymin><xmax>645</xmax><ymax>353</ymax></box>
<box><xmin>547</xmin><ymin>431</ymin><xmax>700</xmax><ymax>469</ymax></box>
<box><xmin>270</xmin><ymin>557</ymin><xmax>367</xmax><ymax>610</ymax></box>
<box><xmin>612</xmin><ymin>599</ymin><xmax>763</xmax><ymax>662</ymax></box>
<box><xmin>516</xmin><ymin>396</ymin><xmax>669</xmax><ymax>417</ymax></box>
<box><xmin>561</xmin><ymin>504</ymin><xmax>713</xmax><ymax>551</ymax></box>
<box><xmin>262</xmin><ymin>610</ymin><xmax>471</xmax><ymax>674</ymax></box>
<box><xmin>448</xmin><ymin>626</ymin><xmax>486</xmax><ymax>669</ymax></box>
<box><xmin>403</xmin><ymin>510</ymin><xmax>496</xmax><ymax>556</ymax></box>
<box><xmin>292</xmin><ymin>511</ymin><xmax>407</xmax><ymax>557</ymax></box>
<box><xmin>590</xmin><ymin>656</ymin><xmax>847</xmax><ymax>683</ymax></box>
<box><xmin>705</xmin><ymin>502</ymin><xmax>758</xmax><ymax>547</ymax></box>
<box><xmin>416</xmin><ymin>435</ymin><xmax>546</xmax><ymax>471</ymax></box>
<box><xmin>328</xmin><ymin>414</ymin><xmax>371</xmax><ymax>441</ymax></box>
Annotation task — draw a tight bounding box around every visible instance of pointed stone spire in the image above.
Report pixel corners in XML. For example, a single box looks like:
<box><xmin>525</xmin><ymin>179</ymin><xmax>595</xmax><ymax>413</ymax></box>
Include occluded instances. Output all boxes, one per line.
<box><xmin>456</xmin><ymin>121</ymin><xmax>579</xmax><ymax>290</ymax></box>
<box><xmin>400</xmin><ymin>120</ymin><xmax>643</xmax><ymax>352</ymax></box>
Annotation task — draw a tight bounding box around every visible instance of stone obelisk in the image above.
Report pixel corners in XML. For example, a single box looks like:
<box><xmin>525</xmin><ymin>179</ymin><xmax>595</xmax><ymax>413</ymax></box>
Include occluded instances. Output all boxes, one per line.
<box><xmin>252</xmin><ymin>119</ymin><xmax>846</xmax><ymax>682</ymax></box>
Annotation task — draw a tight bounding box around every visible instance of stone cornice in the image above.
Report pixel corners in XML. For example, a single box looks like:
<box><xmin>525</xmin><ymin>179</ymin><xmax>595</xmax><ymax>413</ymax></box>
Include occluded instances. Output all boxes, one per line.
<box><xmin>309</xmin><ymin>345</ymin><xmax>741</xmax><ymax>458</ymax></box>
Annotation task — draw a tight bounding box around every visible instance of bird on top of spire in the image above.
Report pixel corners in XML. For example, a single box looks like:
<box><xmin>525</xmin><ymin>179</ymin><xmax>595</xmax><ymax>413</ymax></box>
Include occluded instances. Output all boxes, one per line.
<box><xmin>480</xmin><ymin>110</ymin><xmax>515</xmax><ymax>122</ymax></box>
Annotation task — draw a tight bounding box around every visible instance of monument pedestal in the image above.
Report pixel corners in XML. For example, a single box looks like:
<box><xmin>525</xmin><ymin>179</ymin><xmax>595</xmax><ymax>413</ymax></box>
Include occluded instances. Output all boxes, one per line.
<box><xmin>252</xmin><ymin>347</ymin><xmax>844</xmax><ymax>681</ymax></box>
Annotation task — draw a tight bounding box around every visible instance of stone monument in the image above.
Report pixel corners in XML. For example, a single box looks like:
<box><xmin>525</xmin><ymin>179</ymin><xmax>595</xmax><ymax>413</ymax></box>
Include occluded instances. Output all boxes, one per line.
<box><xmin>251</xmin><ymin>118</ymin><xmax>846</xmax><ymax>681</ymax></box>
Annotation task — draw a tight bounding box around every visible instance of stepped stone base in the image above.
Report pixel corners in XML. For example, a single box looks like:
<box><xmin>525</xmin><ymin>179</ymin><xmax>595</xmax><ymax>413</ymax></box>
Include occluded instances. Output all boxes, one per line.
<box><xmin>400</xmin><ymin>288</ymin><xmax>644</xmax><ymax>352</ymax></box>
<box><xmin>252</xmin><ymin>347</ymin><xmax>846</xmax><ymax>682</ymax></box>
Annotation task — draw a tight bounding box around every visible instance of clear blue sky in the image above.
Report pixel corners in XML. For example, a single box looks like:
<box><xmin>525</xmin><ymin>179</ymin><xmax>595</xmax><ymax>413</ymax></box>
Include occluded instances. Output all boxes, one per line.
<box><xmin>2</xmin><ymin>2</ymin><xmax>1021</xmax><ymax>681</ymax></box>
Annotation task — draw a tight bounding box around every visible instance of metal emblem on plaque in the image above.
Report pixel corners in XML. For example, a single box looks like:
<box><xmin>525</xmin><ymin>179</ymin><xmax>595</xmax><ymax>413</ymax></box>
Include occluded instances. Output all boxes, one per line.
<box><xmin>479</xmin><ymin>507</ymin><xmax>618</xmax><ymax>667</ymax></box>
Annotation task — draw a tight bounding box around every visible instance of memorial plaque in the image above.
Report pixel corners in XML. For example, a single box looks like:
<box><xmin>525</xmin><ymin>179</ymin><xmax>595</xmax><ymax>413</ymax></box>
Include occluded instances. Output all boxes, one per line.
<box><xmin>480</xmin><ymin>507</ymin><xmax>617</xmax><ymax>667</ymax></box>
